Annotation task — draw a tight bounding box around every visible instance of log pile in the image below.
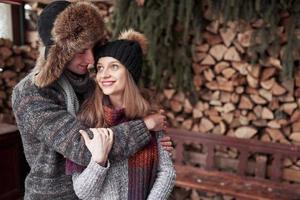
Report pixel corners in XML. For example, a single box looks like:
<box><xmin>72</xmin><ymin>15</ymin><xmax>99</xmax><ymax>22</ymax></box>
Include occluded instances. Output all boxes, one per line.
<box><xmin>161</xmin><ymin>18</ymin><xmax>300</xmax><ymax>199</ymax></box>
<box><xmin>0</xmin><ymin>38</ymin><xmax>38</xmax><ymax>123</ymax></box>
<box><xmin>162</xmin><ymin>20</ymin><xmax>300</xmax><ymax>146</ymax></box>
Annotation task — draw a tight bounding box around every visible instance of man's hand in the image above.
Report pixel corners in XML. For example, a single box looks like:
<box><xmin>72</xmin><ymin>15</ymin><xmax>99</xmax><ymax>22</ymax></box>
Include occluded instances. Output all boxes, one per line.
<box><xmin>159</xmin><ymin>136</ymin><xmax>173</xmax><ymax>153</ymax></box>
<box><xmin>80</xmin><ymin>128</ymin><xmax>113</xmax><ymax>166</ymax></box>
<box><xmin>143</xmin><ymin>109</ymin><xmax>173</xmax><ymax>153</ymax></box>
<box><xmin>143</xmin><ymin>109</ymin><xmax>167</xmax><ymax>131</ymax></box>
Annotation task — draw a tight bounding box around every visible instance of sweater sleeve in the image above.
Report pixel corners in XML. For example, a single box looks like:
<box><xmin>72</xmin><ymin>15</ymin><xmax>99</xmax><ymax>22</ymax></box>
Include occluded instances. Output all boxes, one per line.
<box><xmin>147</xmin><ymin>132</ymin><xmax>176</xmax><ymax>200</ymax></box>
<box><xmin>72</xmin><ymin>159</ymin><xmax>110</xmax><ymax>200</ymax></box>
<box><xmin>109</xmin><ymin>121</ymin><xmax>151</xmax><ymax>161</ymax></box>
<box><xmin>12</xmin><ymin>79</ymin><xmax>151</xmax><ymax>166</ymax></box>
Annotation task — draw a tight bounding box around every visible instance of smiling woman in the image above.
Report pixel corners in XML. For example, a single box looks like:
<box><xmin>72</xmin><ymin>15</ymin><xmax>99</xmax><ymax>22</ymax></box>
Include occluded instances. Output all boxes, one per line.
<box><xmin>66</xmin><ymin>29</ymin><xmax>176</xmax><ymax>200</ymax></box>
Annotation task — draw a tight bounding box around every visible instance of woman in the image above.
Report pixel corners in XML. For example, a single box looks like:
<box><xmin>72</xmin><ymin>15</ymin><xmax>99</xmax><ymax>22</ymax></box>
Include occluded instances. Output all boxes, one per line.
<box><xmin>67</xmin><ymin>29</ymin><xmax>176</xmax><ymax>200</ymax></box>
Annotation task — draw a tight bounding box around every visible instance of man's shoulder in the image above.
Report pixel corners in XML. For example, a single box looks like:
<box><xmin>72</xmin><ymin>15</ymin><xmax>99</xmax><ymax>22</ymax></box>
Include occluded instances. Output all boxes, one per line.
<box><xmin>12</xmin><ymin>72</ymin><xmax>61</xmax><ymax>103</ymax></box>
<box><xmin>12</xmin><ymin>73</ymin><xmax>37</xmax><ymax>101</ymax></box>
<box><xmin>14</xmin><ymin>72</ymin><xmax>34</xmax><ymax>92</ymax></box>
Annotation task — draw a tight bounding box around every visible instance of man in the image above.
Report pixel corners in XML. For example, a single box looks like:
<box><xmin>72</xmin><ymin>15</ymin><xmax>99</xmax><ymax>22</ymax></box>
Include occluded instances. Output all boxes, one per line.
<box><xmin>12</xmin><ymin>1</ymin><xmax>171</xmax><ymax>199</ymax></box>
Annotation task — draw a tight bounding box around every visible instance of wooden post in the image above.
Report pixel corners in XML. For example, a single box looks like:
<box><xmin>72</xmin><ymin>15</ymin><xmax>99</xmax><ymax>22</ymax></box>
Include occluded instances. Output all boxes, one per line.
<box><xmin>205</xmin><ymin>143</ymin><xmax>215</xmax><ymax>170</ymax></box>
<box><xmin>238</xmin><ymin>149</ymin><xmax>249</xmax><ymax>176</ymax></box>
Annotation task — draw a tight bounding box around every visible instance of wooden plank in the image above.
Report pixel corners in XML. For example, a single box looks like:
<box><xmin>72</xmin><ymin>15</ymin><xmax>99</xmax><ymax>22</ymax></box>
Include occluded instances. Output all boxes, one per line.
<box><xmin>237</xmin><ymin>150</ymin><xmax>249</xmax><ymax>176</ymax></box>
<box><xmin>255</xmin><ymin>155</ymin><xmax>267</xmax><ymax>179</ymax></box>
<box><xmin>0</xmin><ymin>128</ymin><xmax>22</xmax><ymax>200</ymax></box>
<box><xmin>205</xmin><ymin>144</ymin><xmax>215</xmax><ymax>170</ymax></box>
<box><xmin>175</xmin><ymin>140</ymin><xmax>184</xmax><ymax>165</ymax></box>
<box><xmin>175</xmin><ymin>165</ymin><xmax>300</xmax><ymax>200</ymax></box>
<box><xmin>186</xmin><ymin>151</ymin><xmax>300</xmax><ymax>183</ymax></box>
<box><xmin>185</xmin><ymin>151</ymin><xmax>300</xmax><ymax>183</ymax></box>
<box><xmin>167</xmin><ymin>128</ymin><xmax>300</xmax><ymax>157</ymax></box>
<box><xmin>270</xmin><ymin>154</ymin><xmax>283</xmax><ymax>182</ymax></box>
<box><xmin>0</xmin><ymin>123</ymin><xmax>18</xmax><ymax>135</ymax></box>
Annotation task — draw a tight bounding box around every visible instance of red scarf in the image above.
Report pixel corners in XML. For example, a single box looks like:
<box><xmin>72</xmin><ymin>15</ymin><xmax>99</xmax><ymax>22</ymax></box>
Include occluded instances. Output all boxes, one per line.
<box><xmin>103</xmin><ymin>106</ymin><xmax>159</xmax><ymax>200</ymax></box>
<box><xmin>66</xmin><ymin>105</ymin><xmax>159</xmax><ymax>200</ymax></box>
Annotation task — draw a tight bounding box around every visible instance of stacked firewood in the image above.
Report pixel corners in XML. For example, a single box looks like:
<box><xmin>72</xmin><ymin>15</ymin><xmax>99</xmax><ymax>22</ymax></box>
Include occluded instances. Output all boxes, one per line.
<box><xmin>161</xmin><ymin>19</ymin><xmax>300</xmax><ymax>199</ymax></box>
<box><xmin>0</xmin><ymin>38</ymin><xmax>38</xmax><ymax>123</ymax></box>
<box><xmin>162</xmin><ymin>20</ymin><xmax>300</xmax><ymax>146</ymax></box>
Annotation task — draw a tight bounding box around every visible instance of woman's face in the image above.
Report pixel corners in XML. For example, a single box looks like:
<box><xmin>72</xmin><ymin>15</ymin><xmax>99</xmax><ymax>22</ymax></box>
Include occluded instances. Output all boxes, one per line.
<box><xmin>96</xmin><ymin>57</ymin><xmax>127</xmax><ymax>97</ymax></box>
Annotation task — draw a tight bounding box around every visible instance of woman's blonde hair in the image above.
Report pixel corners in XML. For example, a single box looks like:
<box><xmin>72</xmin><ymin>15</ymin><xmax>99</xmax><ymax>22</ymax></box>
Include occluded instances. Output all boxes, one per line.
<box><xmin>77</xmin><ymin>70</ymin><xmax>158</xmax><ymax>128</ymax></box>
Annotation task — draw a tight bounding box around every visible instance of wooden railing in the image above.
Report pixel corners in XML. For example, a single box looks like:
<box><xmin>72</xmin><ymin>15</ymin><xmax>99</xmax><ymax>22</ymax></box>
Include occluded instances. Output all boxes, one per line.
<box><xmin>167</xmin><ymin>128</ymin><xmax>300</xmax><ymax>200</ymax></box>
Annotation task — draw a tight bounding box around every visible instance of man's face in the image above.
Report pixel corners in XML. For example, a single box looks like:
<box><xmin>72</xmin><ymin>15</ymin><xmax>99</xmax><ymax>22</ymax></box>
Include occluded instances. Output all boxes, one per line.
<box><xmin>66</xmin><ymin>48</ymin><xmax>94</xmax><ymax>75</ymax></box>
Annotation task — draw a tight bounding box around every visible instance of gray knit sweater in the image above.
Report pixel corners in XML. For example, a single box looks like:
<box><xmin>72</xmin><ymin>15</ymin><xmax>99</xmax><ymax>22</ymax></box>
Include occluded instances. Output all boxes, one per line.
<box><xmin>12</xmin><ymin>72</ymin><xmax>151</xmax><ymax>200</ymax></box>
<box><xmin>72</xmin><ymin>133</ymin><xmax>176</xmax><ymax>200</ymax></box>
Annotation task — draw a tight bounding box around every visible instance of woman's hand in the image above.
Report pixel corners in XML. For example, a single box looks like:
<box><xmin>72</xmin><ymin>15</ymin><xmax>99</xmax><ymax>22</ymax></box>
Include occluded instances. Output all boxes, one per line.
<box><xmin>80</xmin><ymin>128</ymin><xmax>113</xmax><ymax>166</ymax></box>
<box><xmin>143</xmin><ymin>109</ymin><xmax>167</xmax><ymax>131</ymax></box>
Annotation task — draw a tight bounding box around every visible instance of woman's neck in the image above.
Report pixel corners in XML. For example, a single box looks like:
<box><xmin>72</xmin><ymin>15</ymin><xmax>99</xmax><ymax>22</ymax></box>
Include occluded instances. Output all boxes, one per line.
<box><xmin>109</xmin><ymin>94</ymin><xmax>124</xmax><ymax>109</ymax></box>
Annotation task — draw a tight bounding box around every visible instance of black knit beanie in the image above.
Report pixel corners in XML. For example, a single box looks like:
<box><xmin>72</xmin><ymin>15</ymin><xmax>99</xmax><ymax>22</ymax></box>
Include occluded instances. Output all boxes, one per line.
<box><xmin>94</xmin><ymin>39</ymin><xmax>143</xmax><ymax>83</ymax></box>
<box><xmin>37</xmin><ymin>1</ymin><xmax>70</xmax><ymax>59</ymax></box>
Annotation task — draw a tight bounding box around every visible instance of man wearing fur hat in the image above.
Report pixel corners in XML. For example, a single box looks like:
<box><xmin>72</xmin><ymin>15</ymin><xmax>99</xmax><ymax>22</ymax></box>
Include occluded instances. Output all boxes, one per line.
<box><xmin>12</xmin><ymin>1</ymin><xmax>171</xmax><ymax>199</ymax></box>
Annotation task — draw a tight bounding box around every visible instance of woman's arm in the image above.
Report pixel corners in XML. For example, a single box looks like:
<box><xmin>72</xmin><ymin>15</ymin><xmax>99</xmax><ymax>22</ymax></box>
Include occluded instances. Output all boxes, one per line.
<box><xmin>72</xmin><ymin>128</ymin><xmax>112</xmax><ymax>199</ymax></box>
<box><xmin>147</xmin><ymin>132</ymin><xmax>176</xmax><ymax>200</ymax></box>
<box><xmin>72</xmin><ymin>159</ymin><xmax>110</xmax><ymax>200</ymax></box>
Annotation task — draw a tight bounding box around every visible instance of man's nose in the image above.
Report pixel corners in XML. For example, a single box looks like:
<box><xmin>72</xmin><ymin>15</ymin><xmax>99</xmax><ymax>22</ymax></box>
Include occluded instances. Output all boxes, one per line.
<box><xmin>84</xmin><ymin>49</ymin><xmax>94</xmax><ymax>64</ymax></box>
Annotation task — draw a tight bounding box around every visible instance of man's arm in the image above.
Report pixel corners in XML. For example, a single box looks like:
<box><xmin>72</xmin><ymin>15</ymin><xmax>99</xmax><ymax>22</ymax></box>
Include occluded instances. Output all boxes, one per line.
<box><xmin>109</xmin><ymin>121</ymin><xmax>150</xmax><ymax>161</ymax></box>
<box><xmin>109</xmin><ymin>112</ymin><xmax>169</xmax><ymax>161</ymax></box>
<box><xmin>12</xmin><ymin>82</ymin><xmax>151</xmax><ymax>165</ymax></box>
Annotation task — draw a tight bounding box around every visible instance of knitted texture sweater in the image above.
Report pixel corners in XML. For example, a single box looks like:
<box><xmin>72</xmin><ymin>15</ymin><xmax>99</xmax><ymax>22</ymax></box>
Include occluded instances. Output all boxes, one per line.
<box><xmin>103</xmin><ymin>106</ymin><xmax>159</xmax><ymax>200</ymax></box>
<box><xmin>11</xmin><ymin>72</ymin><xmax>151</xmax><ymax>200</ymax></box>
<box><xmin>71</xmin><ymin>107</ymin><xmax>176</xmax><ymax>200</ymax></box>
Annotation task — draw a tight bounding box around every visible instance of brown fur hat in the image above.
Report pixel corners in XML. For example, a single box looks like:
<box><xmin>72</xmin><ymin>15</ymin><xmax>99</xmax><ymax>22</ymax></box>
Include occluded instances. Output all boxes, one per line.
<box><xmin>34</xmin><ymin>1</ymin><xmax>105</xmax><ymax>88</ymax></box>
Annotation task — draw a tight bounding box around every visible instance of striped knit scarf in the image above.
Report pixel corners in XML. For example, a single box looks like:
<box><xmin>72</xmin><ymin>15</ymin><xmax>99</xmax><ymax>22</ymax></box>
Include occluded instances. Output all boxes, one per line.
<box><xmin>65</xmin><ymin>105</ymin><xmax>159</xmax><ymax>200</ymax></box>
<box><xmin>103</xmin><ymin>106</ymin><xmax>159</xmax><ymax>200</ymax></box>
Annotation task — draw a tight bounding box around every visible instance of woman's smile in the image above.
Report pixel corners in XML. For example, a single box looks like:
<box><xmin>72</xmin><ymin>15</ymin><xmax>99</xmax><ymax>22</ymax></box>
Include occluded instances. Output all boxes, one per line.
<box><xmin>101</xmin><ymin>80</ymin><xmax>116</xmax><ymax>87</ymax></box>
